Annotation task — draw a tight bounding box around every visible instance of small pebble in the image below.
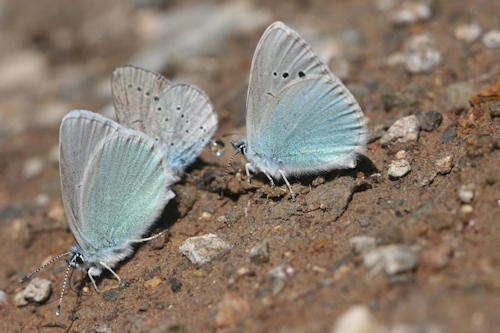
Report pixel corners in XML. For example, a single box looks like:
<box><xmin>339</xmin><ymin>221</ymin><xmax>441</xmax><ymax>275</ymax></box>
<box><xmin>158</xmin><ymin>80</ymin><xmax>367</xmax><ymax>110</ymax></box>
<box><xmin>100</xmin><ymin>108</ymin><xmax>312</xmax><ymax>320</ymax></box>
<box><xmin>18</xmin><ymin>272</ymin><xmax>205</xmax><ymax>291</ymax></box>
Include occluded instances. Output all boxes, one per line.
<box><xmin>22</xmin><ymin>157</ymin><xmax>45</xmax><ymax>179</ymax></box>
<box><xmin>364</xmin><ymin>245</ymin><xmax>418</xmax><ymax>275</ymax></box>
<box><xmin>349</xmin><ymin>236</ymin><xmax>377</xmax><ymax>254</ymax></box>
<box><xmin>179</xmin><ymin>233</ymin><xmax>233</xmax><ymax>265</ymax></box>
<box><xmin>435</xmin><ymin>156</ymin><xmax>454</xmax><ymax>175</ymax></box>
<box><xmin>168</xmin><ymin>277</ymin><xmax>182</xmax><ymax>292</ymax></box>
<box><xmin>214</xmin><ymin>293</ymin><xmax>250</xmax><ymax>328</ymax></box>
<box><xmin>388</xmin><ymin>159</ymin><xmax>411</xmax><ymax>179</ymax></box>
<box><xmin>405</xmin><ymin>33</ymin><xmax>441</xmax><ymax>73</ymax></box>
<box><xmin>380</xmin><ymin>115</ymin><xmax>420</xmax><ymax>144</ymax></box>
<box><xmin>332</xmin><ymin>305</ymin><xmax>380</xmax><ymax>333</ymax></box>
<box><xmin>458</xmin><ymin>184</ymin><xmax>475</xmax><ymax>203</ymax></box>
<box><xmin>249</xmin><ymin>238</ymin><xmax>270</xmax><ymax>264</ymax></box>
<box><xmin>144</xmin><ymin>276</ymin><xmax>162</xmax><ymax>289</ymax></box>
<box><xmin>395</xmin><ymin>150</ymin><xmax>407</xmax><ymax>159</ymax></box>
<box><xmin>454</xmin><ymin>23</ymin><xmax>482</xmax><ymax>43</ymax></box>
<box><xmin>34</xmin><ymin>193</ymin><xmax>50</xmax><ymax>207</ymax></box>
<box><xmin>391</xmin><ymin>1</ymin><xmax>433</xmax><ymax>25</ymax></box>
<box><xmin>0</xmin><ymin>290</ymin><xmax>7</xmax><ymax>306</ymax></box>
<box><xmin>482</xmin><ymin>30</ymin><xmax>500</xmax><ymax>48</ymax></box>
<box><xmin>14</xmin><ymin>278</ymin><xmax>52</xmax><ymax>306</ymax></box>
<box><xmin>267</xmin><ymin>264</ymin><xmax>294</xmax><ymax>280</ymax></box>
<box><xmin>95</xmin><ymin>324</ymin><xmax>112</xmax><ymax>333</ymax></box>
<box><xmin>200</xmin><ymin>211</ymin><xmax>212</xmax><ymax>220</ymax></box>
<box><xmin>416</xmin><ymin>110</ymin><xmax>443</xmax><ymax>132</ymax></box>
<box><xmin>421</xmin><ymin>244</ymin><xmax>453</xmax><ymax>269</ymax></box>
<box><xmin>460</xmin><ymin>204</ymin><xmax>474</xmax><ymax>214</ymax></box>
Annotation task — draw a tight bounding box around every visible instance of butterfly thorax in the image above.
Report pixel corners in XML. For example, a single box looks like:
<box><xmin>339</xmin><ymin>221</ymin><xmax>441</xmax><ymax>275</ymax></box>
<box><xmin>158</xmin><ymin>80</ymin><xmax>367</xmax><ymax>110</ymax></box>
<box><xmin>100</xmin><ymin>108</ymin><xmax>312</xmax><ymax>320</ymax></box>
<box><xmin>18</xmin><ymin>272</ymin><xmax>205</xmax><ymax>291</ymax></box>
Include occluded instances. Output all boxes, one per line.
<box><xmin>68</xmin><ymin>244</ymin><xmax>133</xmax><ymax>275</ymax></box>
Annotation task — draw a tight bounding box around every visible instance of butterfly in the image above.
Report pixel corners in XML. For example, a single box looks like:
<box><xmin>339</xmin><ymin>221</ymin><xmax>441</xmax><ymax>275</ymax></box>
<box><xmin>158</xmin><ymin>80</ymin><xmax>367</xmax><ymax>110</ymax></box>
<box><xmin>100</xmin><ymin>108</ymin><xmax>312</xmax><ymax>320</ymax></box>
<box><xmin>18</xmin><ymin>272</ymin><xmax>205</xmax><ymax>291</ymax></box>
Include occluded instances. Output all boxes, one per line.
<box><xmin>21</xmin><ymin>110</ymin><xmax>177</xmax><ymax>315</ymax></box>
<box><xmin>112</xmin><ymin>65</ymin><xmax>218</xmax><ymax>174</ymax></box>
<box><xmin>231</xmin><ymin>22</ymin><xmax>367</xmax><ymax>200</ymax></box>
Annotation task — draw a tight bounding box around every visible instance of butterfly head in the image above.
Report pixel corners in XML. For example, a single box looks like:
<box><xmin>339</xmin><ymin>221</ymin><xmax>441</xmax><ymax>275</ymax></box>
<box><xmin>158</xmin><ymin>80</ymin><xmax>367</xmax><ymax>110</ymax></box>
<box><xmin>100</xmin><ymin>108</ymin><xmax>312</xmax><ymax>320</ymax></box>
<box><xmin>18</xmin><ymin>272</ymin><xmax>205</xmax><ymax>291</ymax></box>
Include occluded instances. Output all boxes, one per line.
<box><xmin>231</xmin><ymin>137</ymin><xmax>248</xmax><ymax>156</ymax></box>
<box><xmin>68</xmin><ymin>246</ymin><xmax>87</xmax><ymax>270</ymax></box>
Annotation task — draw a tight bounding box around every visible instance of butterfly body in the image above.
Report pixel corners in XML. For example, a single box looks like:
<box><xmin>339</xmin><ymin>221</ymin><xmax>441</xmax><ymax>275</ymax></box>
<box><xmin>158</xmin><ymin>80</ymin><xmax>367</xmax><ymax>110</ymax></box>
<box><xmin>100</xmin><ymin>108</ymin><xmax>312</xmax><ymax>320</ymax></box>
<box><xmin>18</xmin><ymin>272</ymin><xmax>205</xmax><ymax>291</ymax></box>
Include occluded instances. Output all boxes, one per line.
<box><xmin>237</xmin><ymin>22</ymin><xmax>367</xmax><ymax>199</ymax></box>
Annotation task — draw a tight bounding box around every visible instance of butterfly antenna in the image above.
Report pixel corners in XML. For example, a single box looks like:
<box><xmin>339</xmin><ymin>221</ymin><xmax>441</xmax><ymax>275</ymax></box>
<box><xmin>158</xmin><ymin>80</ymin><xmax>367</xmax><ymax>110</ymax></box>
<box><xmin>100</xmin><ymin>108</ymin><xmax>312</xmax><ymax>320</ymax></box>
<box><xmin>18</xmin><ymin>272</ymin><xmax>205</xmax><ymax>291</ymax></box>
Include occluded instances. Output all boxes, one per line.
<box><xmin>219</xmin><ymin>148</ymin><xmax>240</xmax><ymax>199</ymax></box>
<box><xmin>56</xmin><ymin>255</ymin><xmax>76</xmax><ymax>316</ymax></box>
<box><xmin>20</xmin><ymin>251</ymin><xmax>72</xmax><ymax>284</ymax></box>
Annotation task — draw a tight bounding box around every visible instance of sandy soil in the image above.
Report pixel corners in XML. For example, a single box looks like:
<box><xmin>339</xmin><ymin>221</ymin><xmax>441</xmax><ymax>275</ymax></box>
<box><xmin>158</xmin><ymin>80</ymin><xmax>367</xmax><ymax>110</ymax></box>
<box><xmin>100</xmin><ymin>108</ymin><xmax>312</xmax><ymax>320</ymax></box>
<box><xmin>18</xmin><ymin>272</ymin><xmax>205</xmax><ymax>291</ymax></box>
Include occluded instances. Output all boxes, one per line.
<box><xmin>0</xmin><ymin>0</ymin><xmax>498</xmax><ymax>332</ymax></box>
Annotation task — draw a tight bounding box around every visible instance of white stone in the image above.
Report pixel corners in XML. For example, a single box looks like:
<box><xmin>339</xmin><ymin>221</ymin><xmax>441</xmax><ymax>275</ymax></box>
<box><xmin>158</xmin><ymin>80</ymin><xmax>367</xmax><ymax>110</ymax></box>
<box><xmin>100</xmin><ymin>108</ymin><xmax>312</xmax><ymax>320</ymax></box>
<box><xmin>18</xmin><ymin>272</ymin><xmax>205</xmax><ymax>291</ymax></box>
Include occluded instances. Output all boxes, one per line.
<box><xmin>454</xmin><ymin>23</ymin><xmax>482</xmax><ymax>43</ymax></box>
<box><xmin>391</xmin><ymin>1</ymin><xmax>433</xmax><ymax>25</ymax></box>
<box><xmin>404</xmin><ymin>34</ymin><xmax>441</xmax><ymax>73</ymax></box>
<box><xmin>267</xmin><ymin>264</ymin><xmax>294</xmax><ymax>280</ymax></box>
<box><xmin>350</xmin><ymin>236</ymin><xmax>377</xmax><ymax>254</ymax></box>
<box><xmin>388</xmin><ymin>159</ymin><xmax>411</xmax><ymax>178</ymax></box>
<box><xmin>179</xmin><ymin>233</ymin><xmax>233</xmax><ymax>265</ymax></box>
<box><xmin>332</xmin><ymin>305</ymin><xmax>380</xmax><ymax>333</ymax></box>
<box><xmin>380</xmin><ymin>115</ymin><xmax>420</xmax><ymax>144</ymax></box>
<box><xmin>364</xmin><ymin>245</ymin><xmax>418</xmax><ymax>275</ymax></box>
<box><xmin>458</xmin><ymin>184</ymin><xmax>475</xmax><ymax>203</ymax></box>
<box><xmin>435</xmin><ymin>155</ymin><xmax>454</xmax><ymax>175</ymax></box>
<box><xmin>22</xmin><ymin>157</ymin><xmax>45</xmax><ymax>179</ymax></box>
<box><xmin>14</xmin><ymin>278</ymin><xmax>52</xmax><ymax>307</ymax></box>
<box><xmin>482</xmin><ymin>30</ymin><xmax>500</xmax><ymax>48</ymax></box>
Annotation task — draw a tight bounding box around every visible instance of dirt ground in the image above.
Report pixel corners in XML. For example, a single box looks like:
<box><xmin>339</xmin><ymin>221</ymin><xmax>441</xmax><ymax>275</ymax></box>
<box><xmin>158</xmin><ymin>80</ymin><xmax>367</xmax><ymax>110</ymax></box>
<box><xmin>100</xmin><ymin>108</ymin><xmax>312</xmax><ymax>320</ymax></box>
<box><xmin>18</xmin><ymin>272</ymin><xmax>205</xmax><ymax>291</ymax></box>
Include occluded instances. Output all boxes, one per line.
<box><xmin>0</xmin><ymin>0</ymin><xmax>499</xmax><ymax>332</ymax></box>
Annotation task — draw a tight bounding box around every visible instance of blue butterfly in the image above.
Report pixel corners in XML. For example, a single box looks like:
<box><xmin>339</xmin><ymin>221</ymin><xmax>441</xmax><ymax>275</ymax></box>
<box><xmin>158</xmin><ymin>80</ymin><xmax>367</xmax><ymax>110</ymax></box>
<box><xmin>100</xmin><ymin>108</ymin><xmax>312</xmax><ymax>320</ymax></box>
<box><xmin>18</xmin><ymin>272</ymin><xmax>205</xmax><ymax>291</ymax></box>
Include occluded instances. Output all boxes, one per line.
<box><xmin>232</xmin><ymin>22</ymin><xmax>367</xmax><ymax>200</ymax></box>
<box><xmin>22</xmin><ymin>110</ymin><xmax>176</xmax><ymax>315</ymax></box>
<box><xmin>111</xmin><ymin>65</ymin><xmax>218</xmax><ymax>174</ymax></box>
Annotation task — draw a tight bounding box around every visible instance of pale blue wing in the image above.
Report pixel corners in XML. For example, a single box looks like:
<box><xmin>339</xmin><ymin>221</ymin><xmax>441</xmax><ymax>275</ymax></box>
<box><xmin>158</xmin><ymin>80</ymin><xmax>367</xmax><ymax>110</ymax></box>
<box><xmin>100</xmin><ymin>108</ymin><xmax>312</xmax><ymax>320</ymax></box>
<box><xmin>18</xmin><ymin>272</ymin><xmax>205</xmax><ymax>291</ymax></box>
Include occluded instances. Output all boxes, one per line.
<box><xmin>145</xmin><ymin>83</ymin><xmax>218</xmax><ymax>171</ymax></box>
<box><xmin>112</xmin><ymin>65</ymin><xmax>171</xmax><ymax>132</ymax></box>
<box><xmin>59</xmin><ymin>110</ymin><xmax>123</xmax><ymax>252</ymax></box>
<box><xmin>250</xmin><ymin>76</ymin><xmax>366</xmax><ymax>174</ymax></box>
<box><xmin>247</xmin><ymin>21</ymin><xmax>333</xmax><ymax>145</ymax></box>
<box><xmin>79</xmin><ymin>131</ymin><xmax>173</xmax><ymax>251</ymax></box>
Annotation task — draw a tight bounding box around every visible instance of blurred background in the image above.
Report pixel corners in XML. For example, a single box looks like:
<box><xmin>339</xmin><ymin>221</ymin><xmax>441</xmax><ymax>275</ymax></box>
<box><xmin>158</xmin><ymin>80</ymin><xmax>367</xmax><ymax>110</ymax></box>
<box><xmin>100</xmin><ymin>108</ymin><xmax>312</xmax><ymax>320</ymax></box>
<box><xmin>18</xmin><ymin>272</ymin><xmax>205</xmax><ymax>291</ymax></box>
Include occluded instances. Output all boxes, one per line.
<box><xmin>0</xmin><ymin>0</ymin><xmax>498</xmax><ymax>331</ymax></box>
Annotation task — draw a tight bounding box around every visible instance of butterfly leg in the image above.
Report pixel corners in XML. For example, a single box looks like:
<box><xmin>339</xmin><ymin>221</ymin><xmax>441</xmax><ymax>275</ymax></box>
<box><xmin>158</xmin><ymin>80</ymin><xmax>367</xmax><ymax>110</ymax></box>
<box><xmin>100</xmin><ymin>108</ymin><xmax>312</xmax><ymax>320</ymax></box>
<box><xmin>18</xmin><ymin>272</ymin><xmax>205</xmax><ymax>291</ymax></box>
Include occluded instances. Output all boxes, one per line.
<box><xmin>245</xmin><ymin>163</ymin><xmax>255</xmax><ymax>185</ymax></box>
<box><xmin>88</xmin><ymin>270</ymin><xmax>99</xmax><ymax>292</ymax></box>
<box><xmin>100</xmin><ymin>261</ymin><xmax>121</xmax><ymax>284</ymax></box>
<box><xmin>278</xmin><ymin>169</ymin><xmax>295</xmax><ymax>201</ymax></box>
<box><xmin>263</xmin><ymin>171</ymin><xmax>275</xmax><ymax>187</ymax></box>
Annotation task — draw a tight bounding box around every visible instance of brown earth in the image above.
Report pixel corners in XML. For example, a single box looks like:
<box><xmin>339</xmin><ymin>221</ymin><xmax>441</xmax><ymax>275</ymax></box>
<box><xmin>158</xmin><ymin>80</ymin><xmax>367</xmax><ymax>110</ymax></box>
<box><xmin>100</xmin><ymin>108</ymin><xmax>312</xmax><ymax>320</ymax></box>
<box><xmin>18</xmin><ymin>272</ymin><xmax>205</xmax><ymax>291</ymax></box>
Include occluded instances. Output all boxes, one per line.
<box><xmin>0</xmin><ymin>0</ymin><xmax>499</xmax><ymax>332</ymax></box>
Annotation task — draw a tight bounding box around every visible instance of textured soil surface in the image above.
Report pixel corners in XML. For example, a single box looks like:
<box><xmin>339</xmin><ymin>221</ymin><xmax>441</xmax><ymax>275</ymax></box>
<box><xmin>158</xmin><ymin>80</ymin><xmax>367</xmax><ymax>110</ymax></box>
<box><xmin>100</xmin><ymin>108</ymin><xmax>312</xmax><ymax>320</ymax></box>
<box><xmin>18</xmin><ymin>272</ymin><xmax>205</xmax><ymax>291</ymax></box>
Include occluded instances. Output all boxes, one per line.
<box><xmin>0</xmin><ymin>0</ymin><xmax>499</xmax><ymax>332</ymax></box>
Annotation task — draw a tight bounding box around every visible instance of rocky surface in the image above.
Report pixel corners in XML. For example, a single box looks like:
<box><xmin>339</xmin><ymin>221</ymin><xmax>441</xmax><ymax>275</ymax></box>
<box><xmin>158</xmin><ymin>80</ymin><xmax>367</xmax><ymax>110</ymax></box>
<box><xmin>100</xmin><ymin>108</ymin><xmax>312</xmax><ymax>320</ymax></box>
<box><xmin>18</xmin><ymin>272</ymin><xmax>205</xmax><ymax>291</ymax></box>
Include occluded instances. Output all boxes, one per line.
<box><xmin>0</xmin><ymin>0</ymin><xmax>498</xmax><ymax>332</ymax></box>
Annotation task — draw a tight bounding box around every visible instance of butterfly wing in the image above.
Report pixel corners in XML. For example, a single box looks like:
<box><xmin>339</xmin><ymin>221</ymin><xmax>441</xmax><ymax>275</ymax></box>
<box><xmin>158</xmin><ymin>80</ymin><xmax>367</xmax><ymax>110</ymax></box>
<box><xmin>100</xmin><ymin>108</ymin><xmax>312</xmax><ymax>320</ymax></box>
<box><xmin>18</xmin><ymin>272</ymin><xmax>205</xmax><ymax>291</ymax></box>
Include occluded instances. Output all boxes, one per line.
<box><xmin>247</xmin><ymin>21</ymin><xmax>334</xmax><ymax>146</ymax></box>
<box><xmin>60</xmin><ymin>110</ymin><xmax>123</xmax><ymax>252</ymax></box>
<box><xmin>79</xmin><ymin>128</ymin><xmax>174</xmax><ymax>251</ymax></box>
<box><xmin>251</xmin><ymin>75</ymin><xmax>366</xmax><ymax>175</ymax></box>
<box><xmin>145</xmin><ymin>83</ymin><xmax>218</xmax><ymax>170</ymax></box>
<box><xmin>112</xmin><ymin>65</ymin><xmax>171</xmax><ymax>132</ymax></box>
<box><xmin>60</xmin><ymin>110</ymin><xmax>176</xmax><ymax>253</ymax></box>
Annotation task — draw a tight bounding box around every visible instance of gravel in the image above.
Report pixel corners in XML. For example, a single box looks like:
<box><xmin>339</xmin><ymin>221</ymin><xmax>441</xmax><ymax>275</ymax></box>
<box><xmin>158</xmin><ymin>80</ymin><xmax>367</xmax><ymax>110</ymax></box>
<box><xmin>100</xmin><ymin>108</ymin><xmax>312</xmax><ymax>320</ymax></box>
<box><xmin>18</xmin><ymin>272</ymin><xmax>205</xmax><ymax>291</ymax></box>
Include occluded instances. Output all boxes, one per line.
<box><xmin>364</xmin><ymin>245</ymin><xmax>418</xmax><ymax>275</ymax></box>
<box><xmin>179</xmin><ymin>233</ymin><xmax>233</xmax><ymax>265</ymax></box>
<box><xmin>14</xmin><ymin>278</ymin><xmax>52</xmax><ymax>307</ymax></box>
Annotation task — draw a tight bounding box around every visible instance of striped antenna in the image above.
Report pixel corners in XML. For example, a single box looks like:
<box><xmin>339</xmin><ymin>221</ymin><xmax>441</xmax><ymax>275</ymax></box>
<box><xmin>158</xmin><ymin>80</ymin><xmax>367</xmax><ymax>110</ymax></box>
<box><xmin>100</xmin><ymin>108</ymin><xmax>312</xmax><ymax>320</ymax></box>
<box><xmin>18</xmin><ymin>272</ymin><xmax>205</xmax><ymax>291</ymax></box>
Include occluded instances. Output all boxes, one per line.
<box><xmin>20</xmin><ymin>251</ymin><xmax>72</xmax><ymax>283</ymax></box>
<box><xmin>56</xmin><ymin>255</ymin><xmax>77</xmax><ymax>316</ymax></box>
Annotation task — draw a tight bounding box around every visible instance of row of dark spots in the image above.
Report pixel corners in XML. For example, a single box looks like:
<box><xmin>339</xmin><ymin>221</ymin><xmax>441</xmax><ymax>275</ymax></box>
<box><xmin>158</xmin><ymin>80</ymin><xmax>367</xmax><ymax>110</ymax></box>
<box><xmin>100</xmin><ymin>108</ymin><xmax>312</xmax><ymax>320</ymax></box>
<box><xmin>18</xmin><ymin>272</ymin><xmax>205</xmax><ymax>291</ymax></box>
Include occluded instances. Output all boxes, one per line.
<box><xmin>272</xmin><ymin>71</ymin><xmax>306</xmax><ymax>78</ymax></box>
<box><xmin>127</xmin><ymin>83</ymin><xmax>160</xmax><ymax>101</ymax></box>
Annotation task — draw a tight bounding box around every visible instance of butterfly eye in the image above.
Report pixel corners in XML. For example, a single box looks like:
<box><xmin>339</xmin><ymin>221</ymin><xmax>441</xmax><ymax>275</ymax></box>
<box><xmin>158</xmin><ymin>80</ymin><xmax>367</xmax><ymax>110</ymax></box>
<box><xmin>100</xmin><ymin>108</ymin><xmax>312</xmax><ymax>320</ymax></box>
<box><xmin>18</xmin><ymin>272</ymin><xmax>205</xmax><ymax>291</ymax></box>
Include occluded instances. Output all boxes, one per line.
<box><xmin>176</xmin><ymin>106</ymin><xmax>181</xmax><ymax>110</ymax></box>
<box><xmin>75</xmin><ymin>255</ymin><xmax>84</xmax><ymax>265</ymax></box>
<box><xmin>298</xmin><ymin>71</ymin><xmax>305</xmax><ymax>78</ymax></box>
<box><xmin>282</xmin><ymin>72</ymin><xmax>289</xmax><ymax>79</ymax></box>
<box><xmin>273</xmin><ymin>72</ymin><xmax>278</xmax><ymax>76</ymax></box>
<box><xmin>154</xmin><ymin>96</ymin><xmax>159</xmax><ymax>101</ymax></box>
<box><xmin>137</xmin><ymin>87</ymin><xmax>142</xmax><ymax>92</ymax></box>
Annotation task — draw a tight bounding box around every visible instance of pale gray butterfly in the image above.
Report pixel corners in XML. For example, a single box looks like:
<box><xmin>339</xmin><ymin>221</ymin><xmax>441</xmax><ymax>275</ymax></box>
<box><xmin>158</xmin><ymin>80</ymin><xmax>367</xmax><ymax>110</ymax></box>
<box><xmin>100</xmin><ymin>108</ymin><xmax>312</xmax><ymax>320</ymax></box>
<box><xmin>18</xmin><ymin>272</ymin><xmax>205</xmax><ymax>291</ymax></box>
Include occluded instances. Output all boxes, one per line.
<box><xmin>232</xmin><ymin>21</ymin><xmax>367</xmax><ymax>200</ymax></box>
<box><xmin>21</xmin><ymin>110</ymin><xmax>176</xmax><ymax>315</ymax></box>
<box><xmin>112</xmin><ymin>65</ymin><xmax>218</xmax><ymax>174</ymax></box>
